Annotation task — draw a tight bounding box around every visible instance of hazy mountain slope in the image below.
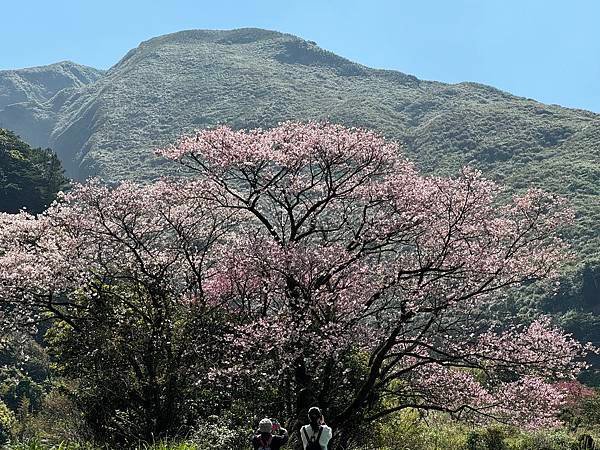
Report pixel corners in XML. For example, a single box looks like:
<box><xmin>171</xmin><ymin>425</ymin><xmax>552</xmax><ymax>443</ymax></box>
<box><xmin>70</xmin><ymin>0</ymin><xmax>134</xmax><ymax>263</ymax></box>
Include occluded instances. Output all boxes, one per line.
<box><xmin>44</xmin><ymin>29</ymin><xmax>425</xmax><ymax>178</ymax></box>
<box><xmin>0</xmin><ymin>61</ymin><xmax>104</xmax><ymax>148</ymax></box>
<box><xmin>45</xmin><ymin>30</ymin><xmax>599</xmax><ymax>176</ymax></box>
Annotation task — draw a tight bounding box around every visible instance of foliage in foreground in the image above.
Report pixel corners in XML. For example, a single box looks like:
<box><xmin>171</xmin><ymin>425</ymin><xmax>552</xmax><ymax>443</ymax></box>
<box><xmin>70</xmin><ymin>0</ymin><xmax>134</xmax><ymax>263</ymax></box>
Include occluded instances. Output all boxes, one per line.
<box><xmin>3</xmin><ymin>412</ymin><xmax>600</xmax><ymax>450</ymax></box>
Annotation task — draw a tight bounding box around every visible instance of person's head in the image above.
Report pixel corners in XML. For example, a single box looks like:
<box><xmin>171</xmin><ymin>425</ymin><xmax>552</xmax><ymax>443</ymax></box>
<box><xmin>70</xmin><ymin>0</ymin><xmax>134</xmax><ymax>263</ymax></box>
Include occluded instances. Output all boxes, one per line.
<box><xmin>259</xmin><ymin>417</ymin><xmax>273</xmax><ymax>435</ymax></box>
<box><xmin>307</xmin><ymin>406</ymin><xmax>322</xmax><ymax>425</ymax></box>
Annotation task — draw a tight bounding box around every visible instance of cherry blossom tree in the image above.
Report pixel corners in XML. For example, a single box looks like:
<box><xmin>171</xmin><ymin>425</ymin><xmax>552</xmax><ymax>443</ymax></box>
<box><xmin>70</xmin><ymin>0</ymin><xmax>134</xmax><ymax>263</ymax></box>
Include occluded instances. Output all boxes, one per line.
<box><xmin>0</xmin><ymin>122</ymin><xmax>593</xmax><ymax>448</ymax></box>
<box><xmin>159</xmin><ymin>122</ymin><xmax>591</xmax><ymax>448</ymax></box>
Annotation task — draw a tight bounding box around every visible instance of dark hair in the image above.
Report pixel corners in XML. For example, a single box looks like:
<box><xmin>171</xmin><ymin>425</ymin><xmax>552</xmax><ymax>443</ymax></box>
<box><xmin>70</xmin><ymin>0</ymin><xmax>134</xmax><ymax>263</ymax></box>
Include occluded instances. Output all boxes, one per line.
<box><xmin>308</xmin><ymin>406</ymin><xmax>322</xmax><ymax>419</ymax></box>
<box><xmin>307</xmin><ymin>406</ymin><xmax>322</xmax><ymax>432</ymax></box>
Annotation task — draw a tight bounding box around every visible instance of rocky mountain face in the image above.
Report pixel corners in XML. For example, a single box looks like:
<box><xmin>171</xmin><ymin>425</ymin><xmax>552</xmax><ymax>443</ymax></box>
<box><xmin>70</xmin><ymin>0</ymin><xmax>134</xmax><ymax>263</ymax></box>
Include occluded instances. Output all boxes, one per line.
<box><xmin>0</xmin><ymin>28</ymin><xmax>598</xmax><ymax>259</ymax></box>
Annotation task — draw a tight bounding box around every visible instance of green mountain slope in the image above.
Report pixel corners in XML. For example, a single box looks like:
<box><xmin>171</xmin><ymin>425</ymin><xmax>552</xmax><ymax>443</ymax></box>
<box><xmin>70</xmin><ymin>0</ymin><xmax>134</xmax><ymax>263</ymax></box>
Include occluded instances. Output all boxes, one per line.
<box><xmin>0</xmin><ymin>27</ymin><xmax>598</xmax><ymax>274</ymax></box>
<box><xmin>0</xmin><ymin>61</ymin><xmax>103</xmax><ymax>108</ymax></box>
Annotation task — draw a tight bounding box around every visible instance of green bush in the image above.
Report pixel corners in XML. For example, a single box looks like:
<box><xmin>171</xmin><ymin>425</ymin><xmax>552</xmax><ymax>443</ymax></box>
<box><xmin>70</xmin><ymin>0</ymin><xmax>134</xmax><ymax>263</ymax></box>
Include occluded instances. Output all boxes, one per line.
<box><xmin>464</xmin><ymin>428</ymin><xmax>507</xmax><ymax>450</ymax></box>
<box><xmin>5</xmin><ymin>442</ymin><xmax>99</xmax><ymax>450</ymax></box>
<box><xmin>3</xmin><ymin>441</ymin><xmax>199</xmax><ymax>449</ymax></box>
<box><xmin>465</xmin><ymin>431</ymin><xmax>486</xmax><ymax>450</ymax></box>
<box><xmin>504</xmin><ymin>430</ymin><xmax>579</xmax><ymax>450</ymax></box>
<box><xmin>0</xmin><ymin>399</ymin><xmax>16</xmax><ymax>445</ymax></box>
<box><xmin>13</xmin><ymin>388</ymin><xmax>92</xmax><ymax>445</ymax></box>
<box><xmin>580</xmin><ymin>393</ymin><xmax>600</xmax><ymax>426</ymax></box>
<box><xmin>376</xmin><ymin>409</ymin><xmax>467</xmax><ymax>450</ymax></box>
<box><xmin>190</xmin><ymin>414</ymin><xmax>250</xmax><ymax>450</ymax></box>
<box><xmin>375</xmin><ymin>412</ymin><xmax>600</xmax><ymax>450</ymax></box>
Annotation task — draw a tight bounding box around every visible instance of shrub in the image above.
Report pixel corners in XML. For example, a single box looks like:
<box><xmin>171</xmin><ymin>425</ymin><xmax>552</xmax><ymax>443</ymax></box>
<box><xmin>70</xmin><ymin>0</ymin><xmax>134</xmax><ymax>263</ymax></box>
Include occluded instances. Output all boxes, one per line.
<box><xmin>190</xmin><ymin>413</ymin><xmax>252</xmax><ymax>450</ymax></box>
<box><xmin>504</xmin><ymin>430</ymin><xmax>578</xmax><ymax>450</ymax></box>
<box><xmin>464</xmin><ymin>428</ymin><xmax>507</xmax><ymax>450</ymax></box>
<box><xmin>376</xmin><ymin>410</ymin><xmax>467</xmax><ymax>450</ymax></box>
<box><xmin>0</xmin><ymin>399</ymin><xmax>16</xmax><ymax>444</ymax></box>
<box><xmin>14</xmin><ymin>389</ymin><xmax>92</xmax><ymax>445</ymax></box>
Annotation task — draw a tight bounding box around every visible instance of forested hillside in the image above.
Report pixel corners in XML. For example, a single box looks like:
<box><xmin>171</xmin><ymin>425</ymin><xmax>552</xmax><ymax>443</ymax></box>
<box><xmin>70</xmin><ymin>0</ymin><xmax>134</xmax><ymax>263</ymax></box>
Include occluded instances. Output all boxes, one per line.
<box><xmin>0</xmin><ymin>129</ymin><xmax>68</xmax><ymax>213</ymax></box>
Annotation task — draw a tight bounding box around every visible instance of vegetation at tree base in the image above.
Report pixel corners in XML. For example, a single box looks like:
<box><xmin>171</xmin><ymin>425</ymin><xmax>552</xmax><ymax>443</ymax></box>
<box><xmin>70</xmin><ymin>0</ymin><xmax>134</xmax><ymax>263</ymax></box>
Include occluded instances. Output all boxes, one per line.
<box><xmin>0</xmin><ymin>129</ymin><xmax>69</xmax><ymax>213</ymax></box>
<box><xmin>0</xmin><ymin>411</ymin><xmax>599</xmax><ymax>449</ymax></box>
<box><xmin>0</xmin><ymin>399</ymin><xmax>16</xmax><ymax>445</ymax></box>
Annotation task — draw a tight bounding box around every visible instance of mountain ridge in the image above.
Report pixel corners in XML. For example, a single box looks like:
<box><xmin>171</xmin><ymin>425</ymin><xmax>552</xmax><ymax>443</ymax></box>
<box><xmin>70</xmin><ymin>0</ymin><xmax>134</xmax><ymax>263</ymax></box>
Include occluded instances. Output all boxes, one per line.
<box><xmin>0</xmin><ymin>28</ymin><xmax>597</xmax><ymax>259</ymax></box>
<box><xmin>0</xmin><ymin>61</ymin><xmax>104</xmax><ymax>106</ymax></box>
<box><xmin>2</xmin><ymin>29</ymin><xmax>597</xmax><ymax>155</ymax></box>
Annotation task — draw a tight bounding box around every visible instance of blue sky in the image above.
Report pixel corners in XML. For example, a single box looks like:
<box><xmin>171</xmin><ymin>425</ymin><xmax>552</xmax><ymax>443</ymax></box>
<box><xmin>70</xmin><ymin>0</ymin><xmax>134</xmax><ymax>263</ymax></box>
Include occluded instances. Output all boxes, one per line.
<box><xmin>1</xmin><ymin>0</ymin><xmax>598</xmax><ymax>112</ymax></box>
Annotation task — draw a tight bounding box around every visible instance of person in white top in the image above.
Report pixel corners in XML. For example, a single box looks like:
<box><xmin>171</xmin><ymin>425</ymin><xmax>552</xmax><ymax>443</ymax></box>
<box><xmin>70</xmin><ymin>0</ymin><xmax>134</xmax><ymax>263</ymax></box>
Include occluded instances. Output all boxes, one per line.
<box><xmin>300</xmin><ymin>406</ymin><xmax>333</xmax><ymax>450</ymax></box>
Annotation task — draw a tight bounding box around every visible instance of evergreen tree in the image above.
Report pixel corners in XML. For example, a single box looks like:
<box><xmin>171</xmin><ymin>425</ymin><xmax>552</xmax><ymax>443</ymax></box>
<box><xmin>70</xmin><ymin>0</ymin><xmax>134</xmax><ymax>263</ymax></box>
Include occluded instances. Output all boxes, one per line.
<box><xmin>0</xmin><ymin>129</ymin><xmax>69</xmax><ymax>213</ymax></box>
